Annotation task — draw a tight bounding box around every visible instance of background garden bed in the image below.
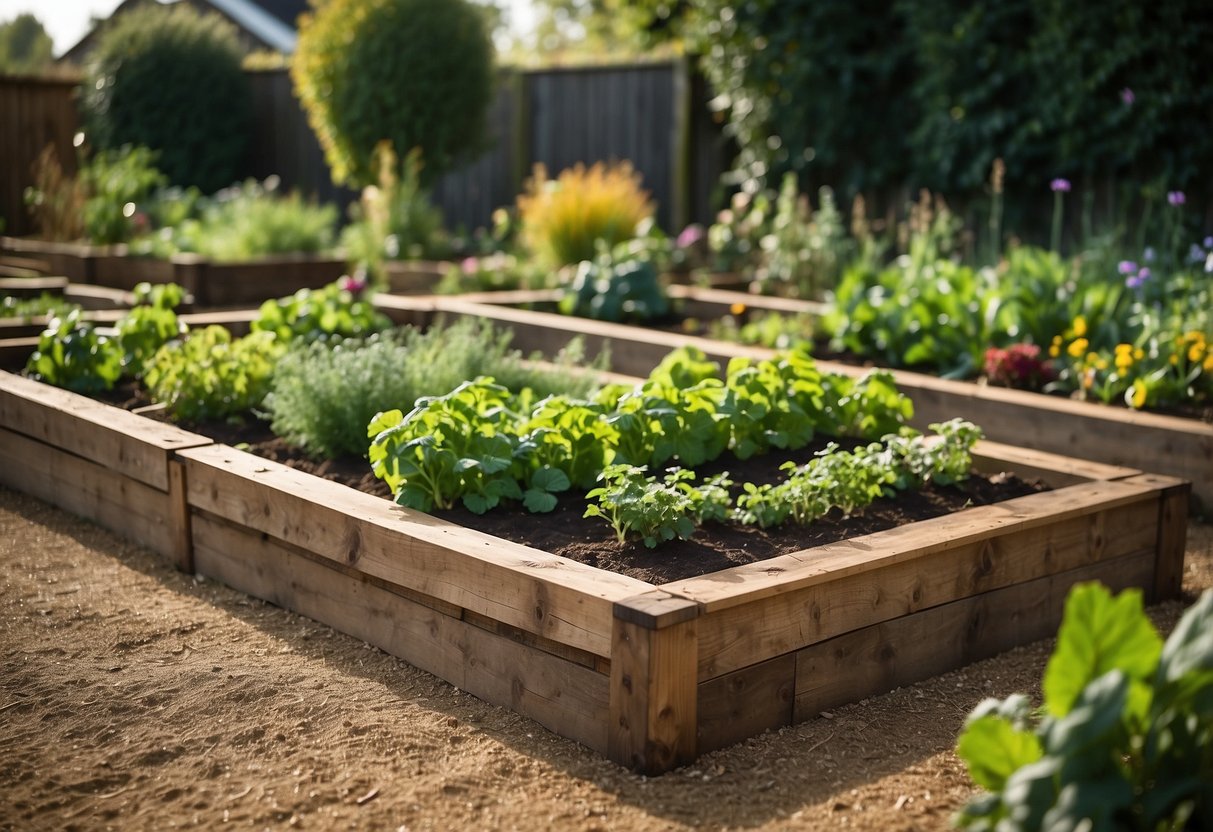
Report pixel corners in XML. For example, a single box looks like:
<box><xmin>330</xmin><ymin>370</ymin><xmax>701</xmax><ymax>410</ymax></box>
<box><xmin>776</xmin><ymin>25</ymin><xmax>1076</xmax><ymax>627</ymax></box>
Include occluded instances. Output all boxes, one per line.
<box><xmin>0</xmin><ymin>367</ymin><xmax>1189</xmax><ymax>773</ymax></box>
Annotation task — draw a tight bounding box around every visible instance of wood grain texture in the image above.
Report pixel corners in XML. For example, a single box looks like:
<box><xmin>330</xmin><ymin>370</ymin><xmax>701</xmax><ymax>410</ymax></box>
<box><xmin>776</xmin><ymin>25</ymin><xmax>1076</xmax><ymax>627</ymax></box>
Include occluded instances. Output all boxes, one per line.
<box><xmin>792</xmin><ymin>550</ymin><xmax>1157</xmax><ymax>721</ymax></box>
<box><xmin>0</xmin><ymin>370</ymin><xmax>211</xmax><ymax>490</ymax></box>
<box><xmin>690</xmin><ymin>490</ymin><xmax>1162</xmax><ymax>680</ymax></box>
<box><xmin>1122</xmin><ymin>473</ymin><xmax>1192</xmax><ymax>602</ymax></box>
<box><xmin>178</xmin><ymin>443</ymin><xmax>652</xmax><ymax>659</ymax></box>
<box><xmin>0</xmin><ymin>426</ymin><xmax>178</xmax><ymax>559</ymax></box>
<box><xmin>608</xmin><ymin>607</ymin><xmax>698</xmax><ymax>773</ymax></box>
<box><xmin>697</xmin><ymin>654</ymin><xmax>795</xmax><ymax>754</ymax></box>
<box><xmin>192</xmin><ymin>512</ymin><xmax>610</xmax><ymax>754</ymax></box>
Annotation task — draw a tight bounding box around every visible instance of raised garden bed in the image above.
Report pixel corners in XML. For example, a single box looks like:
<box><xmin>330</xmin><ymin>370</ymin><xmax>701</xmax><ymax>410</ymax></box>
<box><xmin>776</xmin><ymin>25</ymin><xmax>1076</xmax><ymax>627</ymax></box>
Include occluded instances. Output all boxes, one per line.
<box><xmin>0</xmin><ymin>364</ymin><xmax>1189</xmax><ymax>774</ymax></box>
<box><xmin>373</xmin><ymin>287</ymin><xmax>1213</xmax><ymax>512</ymax></box>
<box><xmin>0</xmin><ymin>237</ymin><xmax>347</xmax><ymax>307</ymax></box>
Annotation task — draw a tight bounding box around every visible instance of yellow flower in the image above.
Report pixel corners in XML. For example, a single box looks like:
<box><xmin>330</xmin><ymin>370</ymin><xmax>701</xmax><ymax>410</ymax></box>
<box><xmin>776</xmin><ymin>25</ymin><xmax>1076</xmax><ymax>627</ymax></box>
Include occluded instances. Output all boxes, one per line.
<box><xmin>1115</xmin><ymin>352</ymin><xmax>1133</xmax><ymax>372</ymax></box>
<box><xmin>1129</xmin><ymin>379</ymin><xmax>1147</xmax><ymax>409</ymax></box>
<box><xmin>1067</xmin><ymin>337</ymin><xmax>1089</xmax><ymax>358</ymax></box>
<box><xmin>1134</xmin><ymin>348</ymin><xmax>1145</xmax><ymax>361</ymax></box>
<box><xmin>1096</xmin><ymin>358</ymin><xmax>1109</xmax><ymax>371</ymax></box>
<box><xmin>1049</xmin><ymin>335</ymin><xmax>1062</xmax><ymax>359</ymax></box>
<box><xmin>730</xmin><ymin>302</ymin><xmax>747</xmax><ymax>316</ymax></box>
<box><xmin>1072</xmin><ymin>316</ymin><xmax>1088</xmax><ymax>338</ymax></box>
<box><xmin>1204</xmin><ymin>354</ymin><xmax>1213</xmax><ymax>371</ymax></box>
<box><xmin>1189</xmin><ymin>344</ymin><xmax>1204</xmax><ymax>363</ymax></box>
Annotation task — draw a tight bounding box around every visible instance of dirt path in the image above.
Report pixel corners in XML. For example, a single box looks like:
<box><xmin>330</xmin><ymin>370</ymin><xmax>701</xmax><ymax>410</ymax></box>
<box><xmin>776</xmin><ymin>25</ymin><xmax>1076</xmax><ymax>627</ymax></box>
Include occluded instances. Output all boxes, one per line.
<box><xmin>2</xmin><ymin>485</ymin><xmax>1210</xmax><ymax>831</ymax></box>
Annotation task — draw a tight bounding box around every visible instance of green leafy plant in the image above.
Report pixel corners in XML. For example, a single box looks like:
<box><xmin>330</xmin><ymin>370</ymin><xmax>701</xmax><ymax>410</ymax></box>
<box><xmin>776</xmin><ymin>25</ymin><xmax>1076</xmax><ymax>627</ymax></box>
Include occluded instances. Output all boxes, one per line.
<box><xmin>584</xmin><ymin>465</ymin><xmax>734</xmax><ymax>548</ymax></box>
<box><xmin>143</xmin><ymin>326</ymin><xmax>283</xmax><ymax>422</ymax></box>
<box><xmin>251</xmin><ymin>279</ymin><xmax>390</xmax><ymax>343</ymax></box>
<box><xmin>1</xmin><ymin>292</ymin><xmax>77</xmax><ymax>321</ymax></box>
<box><xmin>341</xmin><ymin>143</ymin><xmax>450</xmax><ymax>279</ymax></box>
<box><xmin>559</xmin><ymin>246</ymin><xmax>670</xmax><ymax>323</ymax></box>
<box><xmin>267</xmin><ymin>320</ymin><xmax>600</xmax><ymax>459</ymax></box>
<box><xmin>112</xmin><ymin>282</ymin><xmax>186</xmax><ymax>376</ymax></box>
<box><xmin>25</xmin><ymin>309</ymin><xmax>123</xmax><ymax>394</ymax></box>
<box><xmin>292</xmin><ymin>0</ymin><xmax>493</xmax><ymax>187</ymax></box>
<box><xmin>79</xmin><ymin>145</ymin><xmax>166</xmax><ymax>245</ymax></box>
<box><xmin>82</xmin><ymin>2</ymin><xmax>250</xmax><ymax>192</ymax></box>
<box><xmin>169</xmin><ymin>178</ymin><xmax>337</xmax><ymax>262</ymax></box>
<box><xmin>956</xmin><ymin>583</ymin><xmax>1213</xmax><ymax>831</ymax></box>
<box><xmin>518</xmin><ymin>161</ymin><xmax>655</xmax><ymax>269</ymax></box>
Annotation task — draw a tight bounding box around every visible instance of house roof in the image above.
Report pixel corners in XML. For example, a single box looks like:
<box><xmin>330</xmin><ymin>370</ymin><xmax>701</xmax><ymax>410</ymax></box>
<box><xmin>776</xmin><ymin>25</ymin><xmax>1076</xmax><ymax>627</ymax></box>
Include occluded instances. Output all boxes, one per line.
<box><xmin>59</xmin><ymin>0</ymin><xmax>307</xmax><ymax>63</ymax></box>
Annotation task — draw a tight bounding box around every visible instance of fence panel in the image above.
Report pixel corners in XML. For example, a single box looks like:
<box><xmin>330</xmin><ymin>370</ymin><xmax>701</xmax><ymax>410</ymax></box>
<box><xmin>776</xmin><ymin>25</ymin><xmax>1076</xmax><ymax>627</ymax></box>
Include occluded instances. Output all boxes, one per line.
<box><xmin>0</xmin><ymin>74</ymin><xmax>80</xmax><ymax>238</ymax></box>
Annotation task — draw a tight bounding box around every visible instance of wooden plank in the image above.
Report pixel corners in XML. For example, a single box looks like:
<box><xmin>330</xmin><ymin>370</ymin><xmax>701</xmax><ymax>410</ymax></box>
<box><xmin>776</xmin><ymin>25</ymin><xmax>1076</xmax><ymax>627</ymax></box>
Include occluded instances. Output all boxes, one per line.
<box><xmin>191</xmin><ymin>512</ymin><xmax>610</xmax><ymax>754</ymax></box>
<box><xmin>1122</xmin><ymin>473</ymin><xmax>1191</xmax><ymax>601</ymax></box>
<box><xmin>60</xmin><ymin>286</ymin><xmax>134</xmax><ymax>311</ymax></box>
<box><xmin>696</xmin><ymin>654</ymin><xmax>795</xmax><ymax>754</ymax></box>
<box><xmin>0</xmin><ymin>370</ymin><xmax>212</xmax><ymax>490</ymax></box>
<box><xmin>0</xmin><ymin>426</ymin><xmax>178</xmax><ymax>560</ymax></box>
<box><xmin>792</xmin><ymin>549</ymin><xmax>1157</xmax><ymax>722</ymax></box>
<box><xmin>669</xmin><ymin>480</ymin><xmax>1159</xmax><ymax>612</ymax></box>
<box><xmin>970</xmin><ymin>439</ymin><xmax>1142</xmax><ymax>487</ymax></box>
<box><xmin>608</xmin><ymin>592</ymin><xmax>699</xmax><ymax>773</ymax></box>
<box><xmin>0</xmin><ymin>337</ymin><xmax>38</xmax><ymax>370</ymax></box>
<box><xmin>168</xmin><ymin>459</ymin><xmax>193</xmax><ymax>573</ymax></box>
<box><xmin>178</xmin><ymin>443</ymin><xmax>653</xmax><ymax>658</ymax></box>
<box><xmin>688</xmin><ymin>487</ymin><xmax>1162</xmax><ymax>680</ymax></box>
<box><xmin>0</xmin><ymin>276</ymin><xmax>68</xmax><ymax>296</ymax></box>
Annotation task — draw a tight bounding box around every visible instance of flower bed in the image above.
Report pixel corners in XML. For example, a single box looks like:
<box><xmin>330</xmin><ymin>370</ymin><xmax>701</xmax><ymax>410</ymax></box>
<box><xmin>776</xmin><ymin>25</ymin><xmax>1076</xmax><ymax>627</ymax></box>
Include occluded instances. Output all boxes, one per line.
<box><xmin>377</xmin><ymin>288</ymin><xmax>1213</xmax><ymax>512</ymax></box>
<box><xmin>0</xmin><ymin>358</ymin><xmax>1189</xmax><ymax>773</ymax></box>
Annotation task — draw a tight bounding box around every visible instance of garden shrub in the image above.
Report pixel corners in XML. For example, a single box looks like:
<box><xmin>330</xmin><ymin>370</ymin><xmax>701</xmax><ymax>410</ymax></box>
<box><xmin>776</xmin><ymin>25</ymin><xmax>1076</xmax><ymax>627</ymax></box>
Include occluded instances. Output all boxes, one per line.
<box><xmin>81</xmin><ymin>3</ymin><xmax>251</xmax><ymax>194</ymax></box>
<box><xmin>292</xmin><ymin>0</ymin><xmax>494</xmax><ymax>187</ymax></box>
<box><xmin>267</xmin><ymin>319</ymin><xmax>600</xmax><ymax>458</ymax></box>
<box><xmin>517</xmin><ymin>161</ymin><xmax>655</xmax><ymax>269</ymax></box>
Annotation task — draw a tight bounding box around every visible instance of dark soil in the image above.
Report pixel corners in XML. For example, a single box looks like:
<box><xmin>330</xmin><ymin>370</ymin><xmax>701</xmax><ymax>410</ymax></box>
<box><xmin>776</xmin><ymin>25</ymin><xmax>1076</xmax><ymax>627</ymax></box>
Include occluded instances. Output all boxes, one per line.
<box><xmin>97</xmin><ymin>380</ymin><xmax>1047</xmax><ymax>585</ymax></box>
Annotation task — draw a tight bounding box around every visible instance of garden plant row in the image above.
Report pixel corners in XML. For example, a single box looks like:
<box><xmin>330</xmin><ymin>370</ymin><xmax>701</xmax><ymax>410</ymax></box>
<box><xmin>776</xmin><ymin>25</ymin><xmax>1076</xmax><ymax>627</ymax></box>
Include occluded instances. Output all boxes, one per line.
<box><xmin>374</xmin><ymin>286</ymin><xmax>1213</xmax><ymax>512</ymax></box>
<box><xmin>0</xmin><ymin>285</ymin><xmax>1190</xmax><ymax>773</ymax></box>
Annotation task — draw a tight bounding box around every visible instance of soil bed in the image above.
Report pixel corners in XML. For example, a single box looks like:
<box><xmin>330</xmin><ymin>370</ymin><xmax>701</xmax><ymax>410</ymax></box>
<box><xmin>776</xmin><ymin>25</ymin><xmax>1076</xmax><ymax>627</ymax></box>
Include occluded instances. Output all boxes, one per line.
<box><xmin>97</xmin><ymin>382</ymin><xmax>1047</xmax><ymax>585</ymax></box>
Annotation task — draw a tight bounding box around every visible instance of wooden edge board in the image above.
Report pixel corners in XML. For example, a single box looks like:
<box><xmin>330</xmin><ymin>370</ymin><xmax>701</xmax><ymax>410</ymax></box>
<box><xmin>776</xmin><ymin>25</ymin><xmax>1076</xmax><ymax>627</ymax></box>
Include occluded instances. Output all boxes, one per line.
<box><xmin>0</xmin><ymin>276</ymin><xmax>69</xmax><ymax>294</ymax></box>
<box><xmin>62</xmin><ymin>285</ymin><xmax>136</xmax><ymax>310</ymax></box>
<box><xmin>0</xmin><ymin>426</ymin><xmax>178</xmax><ymax>560</ymax></box>
<box><xmin>665</xmin><ymin>478</ymin><xmax>1162</xmax><ymax>612</ymax></box>
<box><xmin>665</xmin><ymin>285</ymin><xmax>831</xmax><ymax>317</ymax></box>
<box><xmin>0</xmin><ymin>338</ymin><xmax>38</xmax><ymax>370</ymax></box>
<box><xmin>970</xmin><ymin>439</ymin><xmax>1143</xmax><ymax>486</ymax></box>
<box><xmin>696</xmin><ymin>653</ymin><xmax>796</xmax><ymax>754</ymax></box>
<box><xmin>0</xmin><ymin>370</ymin><xmax>213</xmax><ymax>491</ymax></box>
<box><xmin>693</xmin><ymin>497</ymin><xmax>1161</xmax><ymax>679</ymax></box>
<box><xmin>177</xmin><ymin>443</ymin><xmax>653</xmax><ymax>658</ymax></box>
<box><xmin>191</xmin><ymin>511</ymin><xmax>610</xmax><ymax>753</ymax></box>
<box><xmin>790</xmin><ymin>548</ymin><xmax>1158</xmax><ymax>723</ymax></box>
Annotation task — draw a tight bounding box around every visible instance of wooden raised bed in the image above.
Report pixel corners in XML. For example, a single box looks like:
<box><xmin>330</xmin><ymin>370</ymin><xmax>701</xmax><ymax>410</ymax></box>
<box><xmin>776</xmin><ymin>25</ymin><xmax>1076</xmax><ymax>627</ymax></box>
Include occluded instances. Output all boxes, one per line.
<box><xmin>0</xmin><ymin>367</ymin><xmax>1189</xmax><ymax>774</ymax></box>
<box><xmin>0</xmin><ymin>237</ymin><xmax>347</xmax><ymax>307</ymax></box>
<box><xmin>374</xmin><ymin>288</ymin><xmax>1213</xmax><ymax>513</ymax></box>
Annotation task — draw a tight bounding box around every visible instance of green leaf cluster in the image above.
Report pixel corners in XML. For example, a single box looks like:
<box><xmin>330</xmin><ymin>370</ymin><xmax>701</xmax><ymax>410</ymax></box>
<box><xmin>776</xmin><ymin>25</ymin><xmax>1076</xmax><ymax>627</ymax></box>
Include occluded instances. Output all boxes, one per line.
<box><xmin>560</xmin><ymin>248</ymin><xmax>670</xmax><ymax>323</ymax></box>
<box><xmin>82</xmin><ymin>3</ymin><xmax>251</xmax><ymax>193</ymax></box>
<box><xmin>144</xmin><ymin>327</ymin><xmax>284</xmax><ymax>423</ymax></box>
<box><xmin>251</xmin><ymin>282</ymin><xmax>390</xmax><ymax>343</ymax></box>
<box><xmin>267</xmin><ymin>320</ymin><xmax>601</xmax><ymax>459</ymax></box>
<box><xmin>585</xmin><ymin>465</ymin><xmax>734</xmax><ymax>548</ymax></box>
<box><xmin>368</xmin><ymin>345</ymin><xmax>916</xmax><ymax>518</ymax></box>
<box><xmin>291</xmin><ymin>0</ymin><xmax>494</xmax><ymax>188</ymax></box>
<box><xmin>956</xmin><ymin>584</ymin><xmax>1213</xmax><ymax>831</ymax></box>
<box><xmin>78</xmin><ymin>145</ymin><xmax>167</xmax><ymax>246</ymax></box>
<box><xmin>25</xmin><ymin>282</ymin><xmax>186</xmax><ymax>393</ymax></box>
<box><xmin>733</xmin><ymin>419</ymin><xmax>983</xmax><ymax>528</ymax></box>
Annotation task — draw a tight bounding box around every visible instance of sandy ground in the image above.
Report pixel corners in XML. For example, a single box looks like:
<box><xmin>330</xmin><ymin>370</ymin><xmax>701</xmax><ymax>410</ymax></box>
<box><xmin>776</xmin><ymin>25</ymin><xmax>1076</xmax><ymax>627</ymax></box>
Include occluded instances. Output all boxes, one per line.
<box><xmin>2</xmin><ymin>485</ymin><xmax>1210</xmax><ymax>832</ymax></box>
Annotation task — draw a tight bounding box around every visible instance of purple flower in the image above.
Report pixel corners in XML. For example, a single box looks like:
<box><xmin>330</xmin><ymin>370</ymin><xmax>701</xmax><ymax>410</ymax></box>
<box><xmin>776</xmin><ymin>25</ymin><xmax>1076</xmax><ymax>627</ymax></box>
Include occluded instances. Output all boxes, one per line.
<box><xmin>1120</xmin><ymin>87</ymin><xmax>1135</xmax><ymax>106</ymax></box>
<box><xmin>676</xmin><ymin>224</ymin><xmax>706</xmax><ymax>249</ymax></box>
<box><xmin>1126</xmin><ymin>266</ymin><xmax>1152</xmax><ymax>289</ymax></box>
<box><xmin>1203</xmin><ymin>236</ymin><xmax>1213</xmax><ymax>249</ymax></box>
<box><xmin>1117</xmin><ymin>260</ymin><xmax>1137</xmax><ymax>275</ymax></box>
<box><xmin>1167</xmin><ymin>190</ymin><xmax>1186</xmax><ymax>206</ymax></box>
<box><xmin>1143</xmin><ymin>246</ymin><xmax>1156</xmax><ymax>263</ymax></box>
<box><xmin>1050</xmin><ymin>178</ymin><xmax>1072</xmax><ymax>193</ymax></box>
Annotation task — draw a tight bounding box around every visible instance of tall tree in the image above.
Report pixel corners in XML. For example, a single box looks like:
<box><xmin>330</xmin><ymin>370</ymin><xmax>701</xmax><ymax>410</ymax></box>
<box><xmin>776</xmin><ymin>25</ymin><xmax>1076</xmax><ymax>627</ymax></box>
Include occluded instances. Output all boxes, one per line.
<box><xmin>0</xmin><ymin>13</ymin><xmax>54</xmax><ymax>74</ymax></box>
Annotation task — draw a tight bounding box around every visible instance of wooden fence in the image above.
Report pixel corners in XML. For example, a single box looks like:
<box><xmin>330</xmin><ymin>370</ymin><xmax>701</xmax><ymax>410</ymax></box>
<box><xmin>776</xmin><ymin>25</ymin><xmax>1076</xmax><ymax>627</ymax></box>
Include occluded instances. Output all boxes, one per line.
<box><xmin>2</xmin><ymin>61</ymin><xmax>728</xmax><ymax>239</ymax></box>
<box><xmin>0</xmin><ymin>75</ymin><xmax>80</xmax><ymax>237</ymax></box>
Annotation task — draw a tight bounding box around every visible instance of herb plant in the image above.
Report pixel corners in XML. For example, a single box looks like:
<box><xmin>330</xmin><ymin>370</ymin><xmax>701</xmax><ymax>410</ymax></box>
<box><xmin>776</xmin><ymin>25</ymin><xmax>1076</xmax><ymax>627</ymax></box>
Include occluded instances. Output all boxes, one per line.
<box><xmin>559</xmin><ymin>246</ymin><xmax>670</xmax><ymax>323</ymax></box>
<box><xmin>956</xmin><ymin>583</ymin><xmax>1213</xmax><ymax>831</ymax></box>
<box><xmin>584</xmin><ymin>465</ymin><xmax>734</xmax><ymax>548</ymax></box>
<box><xmin>251</xmin><ymin>279</ymin><xmax>390</xmax><ymax>343</ymax></box>
<box><xmin>143</xmin><ymin>327</ymin><xmax>283</xmax><ymax>422</ymax></box>
<box><xmin>25</xmin><ymin>309</ymin><xmax>123</xmax><ymax>394</ymax></box>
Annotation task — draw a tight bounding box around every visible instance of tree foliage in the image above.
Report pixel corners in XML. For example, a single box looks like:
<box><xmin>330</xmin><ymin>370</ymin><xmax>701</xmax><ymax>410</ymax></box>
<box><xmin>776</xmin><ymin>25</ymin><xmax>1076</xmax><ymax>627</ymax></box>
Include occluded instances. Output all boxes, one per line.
<box><xmin>81</xmin><ymin>4</ymin><xmax>251</xmax><ymax>193</ymax></box>
<box><xmin>0</xmin><ymin>13</ymin><xmax>53</xmax><ymax>74</ymax></box>
<box><xmin>292</xmin><ymin>0</ymin><xmax>494</xmax><ymax>188</ymax></box>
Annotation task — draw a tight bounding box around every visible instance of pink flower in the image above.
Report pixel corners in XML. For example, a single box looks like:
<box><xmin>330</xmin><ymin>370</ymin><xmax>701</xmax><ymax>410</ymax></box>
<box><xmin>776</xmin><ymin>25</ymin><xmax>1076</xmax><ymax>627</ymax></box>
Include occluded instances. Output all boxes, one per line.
<box><xmin>338</xmin><ymin>274</ymin><xmax>367</xmax><ymax>294</ymax></box>
<box><xmin>676</xmin><ymin>224</ymin><xmax>706</xmax><ymax>249</ymax></box>
<box><xmin>1050</xmin><ymin>178</ymin><xmax>1071</xmax><ymax>193</ymax></box>
<box><xmin>461</xmin><ymin>256</ymin><xmax>480</xmax><ymax>275</ymax></box>
<box><xmin>1167</xmin><ymin>190</ymin><xmax>1186</xmax><ymax>207</ymax></box>
<box><xmin>1120</xmin><ymin>87</ymin><xmax>1135</xmax><ymax>106</ymax></box>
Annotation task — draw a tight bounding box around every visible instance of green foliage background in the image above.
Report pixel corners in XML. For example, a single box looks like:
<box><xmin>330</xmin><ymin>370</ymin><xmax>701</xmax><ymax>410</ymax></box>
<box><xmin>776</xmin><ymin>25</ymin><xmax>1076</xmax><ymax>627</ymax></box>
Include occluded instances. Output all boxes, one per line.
<box><xmin>0</xmin><ymin>13</ymin><xmax>53</xmax><ymax>74</ymax></box>
<box><xmin>81</xmin><ymin>4</ymin><xmax>252</xmax><ymax>194</ymax></box>
<box><xmin>291</xmin><ymin>0</ymin><xmax>495</xmax><ymax>188</ymax></box>
<box><xmin>690</xmin><ymin>0</ymin><xmax>1213</xmax><ymax>212</ymax></box>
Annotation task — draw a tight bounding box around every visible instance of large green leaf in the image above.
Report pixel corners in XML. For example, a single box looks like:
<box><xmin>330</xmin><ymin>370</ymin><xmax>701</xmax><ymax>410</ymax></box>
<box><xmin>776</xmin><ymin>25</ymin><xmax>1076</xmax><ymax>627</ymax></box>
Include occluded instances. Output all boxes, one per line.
<box><xmin>1043</xmin><ymin>584</ymin><xmax>1162</xmax><ymax>717</ymax></box>
<box><xmin>958</xmin><ymin>715</ymin><xmax>1044</xmax><ymax>791</ymax></box>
